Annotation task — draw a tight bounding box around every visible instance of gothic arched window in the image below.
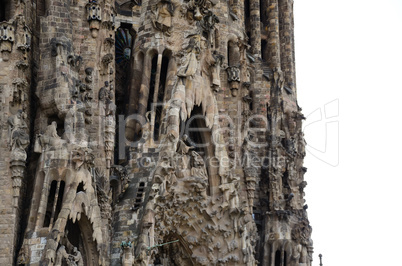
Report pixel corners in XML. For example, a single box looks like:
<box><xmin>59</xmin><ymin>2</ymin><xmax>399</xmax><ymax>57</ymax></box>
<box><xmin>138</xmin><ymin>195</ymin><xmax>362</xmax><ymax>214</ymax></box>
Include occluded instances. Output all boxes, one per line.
<box><xmin>115</xmin><ymin>24</ymin><xmax>135</xmax><ymax>116</ymax></box>
<box><xmin>275</xmin><ymin>250</ymin><xmax>281</xmax><ymax>266</ymax></box>
<box><xmin>43</xmin><ymin>180</ymin><xmax>65</xmax><ymax>228</ymax></box>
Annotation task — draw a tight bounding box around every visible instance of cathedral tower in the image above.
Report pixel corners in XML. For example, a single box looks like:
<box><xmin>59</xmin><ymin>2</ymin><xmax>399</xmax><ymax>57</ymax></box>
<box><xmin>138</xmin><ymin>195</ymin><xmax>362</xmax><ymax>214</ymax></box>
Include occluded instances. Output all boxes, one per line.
<box><xmin>0</xmin><ymin>0</ymin><xmax>313</xmax><ymax>265</ymax></box>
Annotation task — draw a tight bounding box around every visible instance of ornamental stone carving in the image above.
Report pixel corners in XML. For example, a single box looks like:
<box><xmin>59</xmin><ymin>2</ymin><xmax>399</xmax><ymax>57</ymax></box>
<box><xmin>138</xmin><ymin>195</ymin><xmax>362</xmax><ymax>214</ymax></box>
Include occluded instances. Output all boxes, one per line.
<box><xmin>227</xmin><ymin>66</ymin><xmax>241</xmax><ymax>96</ymax></box>
<box><xmin>0</xmin><ymin>1</ymin><xmax>313</xmax><ymax>264</ymax></box>
<box><xmin>0</xmin><ymin>21</ymin><xmax>15</xmax><ymax>60</ymax></box>
<box><xmin>86</xmin><ymin>2</ymin><xmax>102</xmax><ymax>37</ymax></box>
<box><xmin>151</xmin><ymin>0</ymin><xmax>174</xmax><ymax>36</ymax></box>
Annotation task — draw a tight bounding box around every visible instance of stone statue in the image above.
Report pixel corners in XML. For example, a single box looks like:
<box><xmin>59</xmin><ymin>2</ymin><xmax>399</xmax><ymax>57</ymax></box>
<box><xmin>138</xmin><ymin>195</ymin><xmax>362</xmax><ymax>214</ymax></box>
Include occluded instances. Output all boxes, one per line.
<box><xmin>141</xmin><ymin>111</ymin><xmax>152</xmax><ymax>143</ymax></box>
<box><xmin>176</xmin><ymin>134</ymin><xmax>193</xmax><ymax>155</ymax></box>
<box><xmin>99</xmin><ymin>81</ymin><xmax>110</xmax><ymax>102</ymax></box>
<box><xmin>190</xmin><ymin>151</ymin><xmax>207</xmax><ymax>179</ymax></box>
<box><xmin>201</xmin><ymin>11</ymin><xmax>219</xmax><ymax>45</ymax></box>
<box><xmin>105</xmin><ymin>114</ymin><xmax>116</xmax><ymax>168</ymax></box>
<box><xmin>8</xmin><ymin>110</ymin><xmax>30</xmax><ymax>152</ymax></box>
<box><xmin>46</xmin><ymin>121</ymin><xmax>60</xmax><ymax>138</ymax></box>
<box><xmin>273</xmin><ymin>67</ymin><xmax>285</xmax><ymax>90</ymax></box>
<box><xmin>190</xmin><ymin>151</ymin><xmax>208</xmax><ymax>198</ymax></box>
<box><xmin>290</xmin><ymin>243</ymin><xmax>302</xmax><ymax>266</ymax></box>
<box><xmin>177</xmin><ymin>36</ymin><xmax>200</xmax><ymax>80</ymax></box>
<box><xmin>152</xmin><ymin>0</ymin><xmax>174</xmax><ymax>35</ymax></box>
<box><xmin>227</xmin><ymin>66</ymin><xmax>241</xmax><ymax>96</ymax></box>
<box><xmin>219</xmin><ymin>173</ymin><xmax>240</xmax><ymax>211</ymax></box>
<box><xmin>241</xmin><ymin>226</ymin><xmax>255</xmax><ymax>265</ymax></box>
<box><xmin>55</xmin><ymin>245</ymin><xmax>69</xmax><ymax>266</ymax></box>
<box><xmin>299</xmin><ymin>245</ymin><xmax>308</xmax><ymax>266</ymax></box>
<box><xmin>34</xmin><ymin>121</ymin><xmax>62</xmax><ymax>152</ymax></box>
<box><xmin>209</xmin><ymin>51</ymin><xmax>224</xmax><ymax>92</ymax></box>
<box><xmin>68</xmin><ymin>247</ymin><xmax>84</xmax><ymax>266</ymax></box>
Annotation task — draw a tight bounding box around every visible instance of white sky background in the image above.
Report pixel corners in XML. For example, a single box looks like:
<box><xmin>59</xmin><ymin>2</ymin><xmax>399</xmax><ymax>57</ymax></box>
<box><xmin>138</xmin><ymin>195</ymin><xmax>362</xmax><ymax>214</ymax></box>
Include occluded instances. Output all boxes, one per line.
<box><xmin>294</xmin><ymin>0</ymin><xmax>402</xmax><ymax>265</ymax></box>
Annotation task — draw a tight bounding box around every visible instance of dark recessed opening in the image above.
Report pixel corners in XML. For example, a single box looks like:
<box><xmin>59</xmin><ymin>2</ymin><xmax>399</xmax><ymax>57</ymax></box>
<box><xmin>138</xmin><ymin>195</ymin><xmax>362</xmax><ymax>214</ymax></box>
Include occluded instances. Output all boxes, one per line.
<box><xmin>43</xmin><ymin>180</ymin><xmax>57</xmax><ymax>227</ymax></box>
<box><xmin>275</xmin><ymin>250</ymin><xmax>281</xmax><ymax>266</ymax></box>
<box><xmin>54</xmin><ymin>181</ymin><xmax>65</xmax><ymax>222</ymax></box>
<box><xmin>154</xmin><ymin>55</ymin><xmax>169</xmax><ymax>141</ymax></box>
<box><xmin>77</xmin><ymin>182</ymin><xmax>85</xmax><ymax>193</ymax></box>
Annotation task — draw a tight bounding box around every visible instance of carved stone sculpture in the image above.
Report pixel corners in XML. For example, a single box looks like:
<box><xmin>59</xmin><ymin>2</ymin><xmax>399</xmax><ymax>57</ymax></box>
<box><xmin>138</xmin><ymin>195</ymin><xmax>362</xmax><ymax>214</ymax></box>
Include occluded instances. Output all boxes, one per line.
<box><xmin>1</xmin><ymin>1</ymin><xmax>313</xmax><ymax>265</ymax></box>
<box><xmin>0</xmin><ymin>21</ymin><xmax>15</xmax><ymax>60</ymax></box>
<box><xmin>34</xmin><ymin>121</ymin><xmax>62</xmax><ymax>152</ymax></box>
<box><xmin>152</xmin><ymin>0</ymin><xmax>174</xmax><ymax>36</ymax></box>
<box><xmin>16</xmin><ymin>15</ymin><xmax>31</xmax><ymax>51</ymax></box>
<box><xmin>177</xmin><ymin>36</ymin><xmax>200</xmax><ymax>80</ymax></box>
<box><xmin>8</xmin><ymin>110</ymin><xmax>29</xmax><ymax>153</ymax></box>
<box><xmin>227</xmin><ymin>66</ymin><xmax>241</xmax><ymax>96</ymax></box>
<box><xmin>201</xmin><ymin>11</ymin><xmax>219</xmax><ymax>45</ymax></box>
<box><xmin>86</xmin><ymin>2</ymin><xmax>102</xmax><ymax>37</ymax></box>
<box><xmin>209</xmin><ymin>51</ymin><xmax>224</xmax><ymax>92</ymax></box>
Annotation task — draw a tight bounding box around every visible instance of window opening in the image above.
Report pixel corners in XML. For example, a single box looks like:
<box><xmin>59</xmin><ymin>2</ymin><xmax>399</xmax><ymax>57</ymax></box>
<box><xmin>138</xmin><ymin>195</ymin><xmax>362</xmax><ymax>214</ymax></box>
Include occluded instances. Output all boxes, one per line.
<box><xmin>275</xmin><ymin>250</ymin><xmax>281</xmax><ymax>266</ymax></box>
<box><xmin>77</xmin><ymin>182</ymin><xmax>85</xmax><ymax>193</ymax></box>
<box><xmin>154</xmin><ymin>55</ymin><xmax>169</xmax><ymax>141</ymax></box>
<box><xmin>147</xmin><ymin>55</ymin><xmax>158</xmax><ymax>113</ymax></box>
<box><xmin>54</xmin><ymin>181</ymin><xmax>65</xmax><ymax>223</ymax></box>
<box><xmin>43</xmin><ymin>180</ymin><xmax>57</xmax><ymax>227</ymax></box>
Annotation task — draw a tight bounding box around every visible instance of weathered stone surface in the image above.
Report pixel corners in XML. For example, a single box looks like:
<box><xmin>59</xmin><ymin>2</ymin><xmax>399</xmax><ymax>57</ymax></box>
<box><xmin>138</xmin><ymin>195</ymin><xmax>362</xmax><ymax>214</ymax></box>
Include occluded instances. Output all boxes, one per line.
<box><xmin>0</xmin><ymin>0</ymin><xmax>312</xmax><ymax>265</ymax></box>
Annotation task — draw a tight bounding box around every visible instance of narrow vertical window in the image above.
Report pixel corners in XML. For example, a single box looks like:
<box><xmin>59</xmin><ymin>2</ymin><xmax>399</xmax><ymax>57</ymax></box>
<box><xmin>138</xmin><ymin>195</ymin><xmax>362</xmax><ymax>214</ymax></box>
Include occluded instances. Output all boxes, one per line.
<box><xmin>261</xmin><ymin>39</ymin><xmax>268</xmax><ymax>62</ymax></box>
<box><xmin>275</xmin><ymin>250</ymin><xmax>281</xmax><ymax>266</ymax></box>
<box><xmin>244</xmin><ymin>0</ymin><xmax>251</xmax><ymax>46</ymax></box>
<box><xmin>0</xmin><ymin>0</ymin><xmax>13</xmax><ymax>21</ymax></box>
<box><xmin>115</xmin><ymin>24</ymin><xmax>135</xmax><ymax>116</ymax></box>
<box><xmin>153</xmin><ymin>53</ymin><xmax>169</xmax><ymax>141</ymax></box>
<box><xmin>283</xmin><ymin>251</ymin><xmax>287</xmax><ymax>266</ymax></box>
<box><xmin>0</xmin><ymin>0</ymin><xmax>6</xmax><ymax>21</ymax></box>
<box><xmin>147</xmin><ymin>54</ymin><xmax>158</xmax><ymax>113</ymax></box>
<box><xmin>54</xmin><ymin>181</ymin><xmax>65</xmax><ymax>222</ymax></box>
<box><xmin>43</xmin><ymin>180</ymin><xmax>57</xmax><ymax>227</ymax></box>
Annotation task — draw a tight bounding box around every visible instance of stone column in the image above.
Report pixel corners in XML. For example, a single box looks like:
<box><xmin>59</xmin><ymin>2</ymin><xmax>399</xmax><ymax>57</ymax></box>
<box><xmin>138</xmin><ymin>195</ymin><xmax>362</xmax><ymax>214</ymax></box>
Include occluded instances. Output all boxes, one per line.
<box><xmin>268</xmin><ymin>0</ymin><xmax>281</xmax><ymax>69</ymax></box>
<box><xmin>279</xmin><ymin>0</ymin><xmax>295</xmax><ymax>92</ymax></box>
<box><xmin>10</xmin><ymin>152</ymin><xmax>26</xmax><ymax>208</ymax></box>
<box><xmin>249</xmin><ymin>0</ymin><xmax>262</xmax><ymax>57</ymax></box>
<box><xmin>105</xmin><ymin>114</ymin><xmax>116</xmax><ymax>168</ymax></box>
<box><xmin>245</xmin><ymin>167</ymin><xmax>258</xmax><ymax>213</ymax></box>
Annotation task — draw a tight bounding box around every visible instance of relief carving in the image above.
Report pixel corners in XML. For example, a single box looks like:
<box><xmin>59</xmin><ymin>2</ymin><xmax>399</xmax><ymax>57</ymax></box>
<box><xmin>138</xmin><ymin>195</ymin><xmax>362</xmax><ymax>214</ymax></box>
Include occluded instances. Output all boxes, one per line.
<box><xmin>8</xmin><ymin>110</ymin><xmax>30</xmax><ymax>207</ymax></box>
<box><xmin>0</xmin><ymin>21</ymin><xmax>15</xmax><ymax>60</ymax></box>
<box><xmin>177</xmin><ymin>35</ymin><xmax>201</xmax><ymax>81</ymax></box>
<box><xmin>8</xmin><ymin>109</ymin><xmax>29</xmax><ymax>153</ymax></box>
<box><xmin>151</xmin><ymin>0</ymin><xmax>174</xmax><ymax>36</ymax></box>
<box><xmin>227</xmin><ymin>66</ymin><xmax>241</xmax><ymax>96</ymax></box>
<box><xmin>86</xmin><ymin>2</ymin><xmax>102</xmax><ymax>37</ymax></box>
<box><xmin>16</xmin><ymin>15</ymin><xmax>31</xmax><ymax>51</ymax></box>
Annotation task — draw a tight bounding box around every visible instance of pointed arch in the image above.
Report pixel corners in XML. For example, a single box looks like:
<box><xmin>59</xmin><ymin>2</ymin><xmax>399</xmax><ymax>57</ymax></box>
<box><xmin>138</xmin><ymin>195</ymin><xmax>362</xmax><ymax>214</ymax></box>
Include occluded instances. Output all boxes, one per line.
<box><xmin>184</xmin><ymin>104</ymin><xmax>219</xmax><ymax>195</ymax></box>
<box><xmin>64</xmin><ymin>213</ymin><xmax>100</xmax><ymax>265</ymax></box>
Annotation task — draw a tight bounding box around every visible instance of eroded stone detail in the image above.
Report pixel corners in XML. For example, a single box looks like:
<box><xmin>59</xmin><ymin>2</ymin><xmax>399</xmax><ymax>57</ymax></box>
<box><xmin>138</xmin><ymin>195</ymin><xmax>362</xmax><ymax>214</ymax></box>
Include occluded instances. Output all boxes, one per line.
<box><xmin>0</xmin><ymin>0</ymin><xmax>313</xmax><ymax>265</ymax></box>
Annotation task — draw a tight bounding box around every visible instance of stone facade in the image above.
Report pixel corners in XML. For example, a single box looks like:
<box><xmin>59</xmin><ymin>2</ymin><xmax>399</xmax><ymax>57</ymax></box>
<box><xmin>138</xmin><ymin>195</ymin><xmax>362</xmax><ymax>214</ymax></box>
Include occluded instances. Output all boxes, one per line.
<box><xmin>0</xmin><ymin>0</ymin><xmax>312</xmax><ymax>265</ymax></box>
